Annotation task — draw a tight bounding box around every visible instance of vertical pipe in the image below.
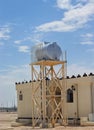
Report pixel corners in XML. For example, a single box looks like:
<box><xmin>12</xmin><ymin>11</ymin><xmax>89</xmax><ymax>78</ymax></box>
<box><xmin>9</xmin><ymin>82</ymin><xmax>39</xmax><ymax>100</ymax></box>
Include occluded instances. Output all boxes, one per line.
<box><xmin>62</xmin><ymin>51</ymin><xmax>68</xmax><ymax>125</ymax></box>
<box><xmin>62</xmin><ymin>63</ymin><xmax>66</xmax><ymax>124</ymax></box>
<box><xmin>31</xmin><ymin>65</ymin><xmax>34</xmax><ymax>127</ymax></box>
<box><xmin>51</xmin><ymin>65</ymin><xmax>55</xmax><ymax>127</ymax></box>
<box><xmin>76</xmin><ymin>85</ymin><xmax>79</xmax><ymax>119</ymax></box>
<box><xmin>40</xmin><ymin>65</ymin><xmax>42</xmax><ymax>119</ymax></box>
<box><xmin>91</xmin><ymin>83</ymin><xmax>93</xmax><ymax>113</ymax></box>
<box><xmin>41</xmin><ymin>64</ymin><xmax>46</xmax><ymax>125</ymax></box>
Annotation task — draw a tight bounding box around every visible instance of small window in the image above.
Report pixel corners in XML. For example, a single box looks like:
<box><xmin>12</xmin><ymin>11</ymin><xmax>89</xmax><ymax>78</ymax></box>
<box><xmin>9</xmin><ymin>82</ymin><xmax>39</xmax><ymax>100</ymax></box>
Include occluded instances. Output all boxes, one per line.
<box><xmin>67</xmin><ymin>89</ymin><xmax>73</xmax><ymax>103</ymax></box>
<box><xmin>19</xmin><ymin>91</ymin><xmax>23</xmax><ymax>101</ymax></box>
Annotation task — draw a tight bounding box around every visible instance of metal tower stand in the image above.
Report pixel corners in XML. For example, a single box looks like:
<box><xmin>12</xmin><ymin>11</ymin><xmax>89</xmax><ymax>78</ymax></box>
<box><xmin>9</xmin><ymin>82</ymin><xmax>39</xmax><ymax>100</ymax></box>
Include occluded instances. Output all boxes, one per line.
<box><xmin>31</xmin><ymin>60</ymin><xmax>67</xmax><ymax>128</ymax></box>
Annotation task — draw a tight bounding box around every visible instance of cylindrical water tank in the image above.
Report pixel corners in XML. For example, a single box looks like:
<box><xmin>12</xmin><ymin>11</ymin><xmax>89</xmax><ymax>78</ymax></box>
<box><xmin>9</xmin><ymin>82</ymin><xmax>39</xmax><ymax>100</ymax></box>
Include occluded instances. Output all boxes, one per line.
<box><xmin>35</xmin><ymin>42</ymin><xmax>62</xmax><ymax>61</ymax></box>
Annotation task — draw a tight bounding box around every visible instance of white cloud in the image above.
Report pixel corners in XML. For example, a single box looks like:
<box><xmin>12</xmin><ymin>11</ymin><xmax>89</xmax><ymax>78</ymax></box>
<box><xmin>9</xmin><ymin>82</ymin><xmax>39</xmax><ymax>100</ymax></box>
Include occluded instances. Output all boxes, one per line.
<box><xmin>81</xmin><ymin>33</ymin><xmax>94</xmax><ymax>38</ymax></box>
<box><xmin>14</xmin><ymin>38</ymin><xmax>28</xmax><ymax>44</ymax></box>
<box><xmin>18</xmin><ymin>45</ymin><xmax>30</xmax><ymax>53</ymax></box>
<box><xmin>14</xmin><ymin>33</ymin><xmax>44</xmax><ymax>54</ymax></box>
<box><xmin>36</xmin><ymin>21</ymin><xmax>75</xmax><ymax>32</ymax></box>
<box><xmin>14</xmin><ymin>37</ymin><xmax>29</xmax><ymax>44</ymax></box>
<box><xmin>80</xmin><ymin>33</ymin><xmax>94</xmax><ymax>45</ymax></box>
<box><xmin>63</xmin><ymin>3</ymin><xmax>94</xmax><ymax>22</ymax></box>
<box><xmin>67</xmin><ymin>63</ymin><xmax>94</xmax><ymax>76</ymax></box>
<box><xmin>0</xmin><ymin>27</ymin><xmax>10</xmax><ymax>40</ymax></box>
<box><xmin>56</xmin><ymin>0</ymin><xmax>71</xmax><ymax>10</ymax></box>
<box><xmin>14</xmin><ymin>40</ymin><xmax>23</xmax><ymax>44</ymax></box>
<box><xmin>81</xmin><ymin>41</ymin><xmax>94</xmax><ymax>45</ymax></box>
<box><xmin>14</xmin><ymin>33</ymin><xmax>43</xmax><ymax>45</ymax></box>
<box><xmin>28</xmin><ymin>33</ymin><xmax>44</xmax><ymax>44</ymax></box>
<box><xmin>36</xmin><ymin>1</ymin><xmax>94</xmax><ymax>32</ymax></box>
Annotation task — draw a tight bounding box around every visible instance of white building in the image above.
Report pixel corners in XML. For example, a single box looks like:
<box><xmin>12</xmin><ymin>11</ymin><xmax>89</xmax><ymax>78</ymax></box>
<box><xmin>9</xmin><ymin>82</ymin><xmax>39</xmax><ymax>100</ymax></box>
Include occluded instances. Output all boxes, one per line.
<box><xmin>16</xmin><ymin>72</ymin><xmax>94</xmax><ymax>126</ymax></box>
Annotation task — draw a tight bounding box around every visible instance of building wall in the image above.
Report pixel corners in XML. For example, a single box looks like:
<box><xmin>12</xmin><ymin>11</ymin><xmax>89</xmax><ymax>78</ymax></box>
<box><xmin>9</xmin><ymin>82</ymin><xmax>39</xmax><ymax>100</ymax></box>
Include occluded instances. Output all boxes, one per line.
<box><xmin>91</xmin><ymin>83</ymin><xmax>94</xmax><ymax>113</ymax></box>
<box><xmin>77</xmin><ymin>77</ymin><xmax>92</xmax><ymax>117</ymax></box>
<box><xmin>16</xmin><ymin>81</ymin><xmax>42</xmax><ymax>118</ymax></box>
<box><xmin>16</xmin><ymin>76</ymin><xmax>94</xmax><ymax>119</ymax></box>
<box><xmin>66</xmin><ymin>76</ymin><xmax>94</xmax><ymax>118</ymax></box>
<box><xmin>16</xmin><ymin>83</ymin><xmax>32</xmax><ymax>118</ymax></box>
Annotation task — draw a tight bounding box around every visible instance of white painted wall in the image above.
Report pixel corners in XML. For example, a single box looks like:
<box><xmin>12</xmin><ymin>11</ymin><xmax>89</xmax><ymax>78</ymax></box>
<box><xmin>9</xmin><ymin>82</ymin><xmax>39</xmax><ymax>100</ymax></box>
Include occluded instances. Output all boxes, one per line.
<box><xmin>16</xmin><ymin>76</ymin><xmax>94</xmax><ymax>119</ymax></box>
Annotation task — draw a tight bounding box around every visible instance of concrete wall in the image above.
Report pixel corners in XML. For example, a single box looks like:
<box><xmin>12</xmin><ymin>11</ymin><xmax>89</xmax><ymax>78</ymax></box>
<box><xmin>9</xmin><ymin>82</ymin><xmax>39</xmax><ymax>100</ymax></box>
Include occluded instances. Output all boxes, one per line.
<box><xmin>16</xmin><ymin>81</ymin><xmax>42</xmax><ymax>118</ymax></box>
<box><xmin>16</xmin><ymin>76</ymin><xmax>94</xmax><ymax>119</ymax></box>
<box><xmin>16</xmin><ymin>82</ymin><xmax>32</xmax><ymax>118</ymax></box>
<box><xmin>66</xmin><ymin>76</ymin><xmax>93</xmax><ymax>118</ymax></box>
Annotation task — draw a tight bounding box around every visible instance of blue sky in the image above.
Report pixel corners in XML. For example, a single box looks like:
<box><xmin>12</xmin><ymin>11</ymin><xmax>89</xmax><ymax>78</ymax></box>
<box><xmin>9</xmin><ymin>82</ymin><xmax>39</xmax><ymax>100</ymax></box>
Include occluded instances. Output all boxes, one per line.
<box><xmin>0</xmin><ymin>0</ymin><xmax>94</xmax><ymax>107</ymax></box>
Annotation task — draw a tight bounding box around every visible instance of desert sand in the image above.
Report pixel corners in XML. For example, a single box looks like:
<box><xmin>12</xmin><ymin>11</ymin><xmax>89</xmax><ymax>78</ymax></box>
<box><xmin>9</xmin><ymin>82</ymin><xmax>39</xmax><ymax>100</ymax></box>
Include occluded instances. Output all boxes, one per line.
<box><xmin>0</xmin><ymin>112</ymin><xmax>94</xmax><ymax>130</ymax></box>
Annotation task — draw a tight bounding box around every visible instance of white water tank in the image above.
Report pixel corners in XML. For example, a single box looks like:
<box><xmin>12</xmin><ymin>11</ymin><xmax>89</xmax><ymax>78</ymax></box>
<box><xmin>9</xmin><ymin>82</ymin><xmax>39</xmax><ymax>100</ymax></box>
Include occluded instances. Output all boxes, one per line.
<box><xmin>35</xmin><ymin>42</ymin><xmax>62</xmax><ymax>61</ymax></box>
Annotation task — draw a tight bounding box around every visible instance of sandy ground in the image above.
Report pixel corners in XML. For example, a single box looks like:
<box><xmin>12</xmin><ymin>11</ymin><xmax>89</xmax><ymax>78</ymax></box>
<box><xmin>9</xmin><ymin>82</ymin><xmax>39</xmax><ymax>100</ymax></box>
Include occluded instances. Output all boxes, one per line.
<box><xmin>0</xmin><ymin>112</ymin><xmax>94</xmax><ymax>130</ymax></box>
